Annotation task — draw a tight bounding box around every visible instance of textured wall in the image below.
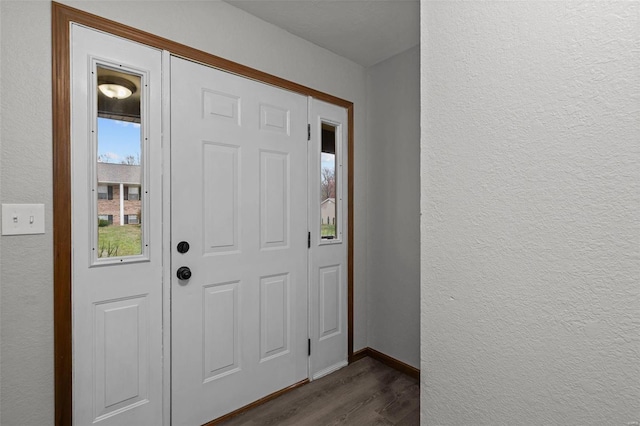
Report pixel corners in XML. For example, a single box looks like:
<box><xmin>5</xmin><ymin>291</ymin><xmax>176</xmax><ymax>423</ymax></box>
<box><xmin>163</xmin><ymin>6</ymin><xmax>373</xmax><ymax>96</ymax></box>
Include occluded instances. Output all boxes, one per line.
<box><xmin>0</xmin><ymin>2</ymin><xmax>55</xmax><ymax>425</ymax></box>
<box><xmin>366</xmin><ymin>46</ymin><xmax>420</xmax><ymax>368</ymax></box>
<box><xmin>0</xmin><ymin>1</ymin><xmax>367</xmax><ymax>424</ymax></box>
<box><xmin>421</xmin><ymin>2</ymin><xmax>640</xmax><ymax>424</ymax></box>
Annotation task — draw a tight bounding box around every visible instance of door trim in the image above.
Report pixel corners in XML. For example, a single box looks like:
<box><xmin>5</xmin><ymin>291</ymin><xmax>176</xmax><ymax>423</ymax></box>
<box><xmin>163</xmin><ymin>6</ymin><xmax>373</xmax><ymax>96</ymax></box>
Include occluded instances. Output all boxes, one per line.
<box><xmin>52</xmin><ymin>2</ymin><xmax>354</xmax><ymax>425</ymax></box>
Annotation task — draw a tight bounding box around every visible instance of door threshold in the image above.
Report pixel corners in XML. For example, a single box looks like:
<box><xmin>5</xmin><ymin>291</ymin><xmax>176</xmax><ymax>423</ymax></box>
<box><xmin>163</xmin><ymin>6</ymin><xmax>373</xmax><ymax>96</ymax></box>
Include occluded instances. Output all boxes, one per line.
<box><xmin>312</xmin><ymin>360</ymin><xmax>349</xmax><ymax>381</ymax></box>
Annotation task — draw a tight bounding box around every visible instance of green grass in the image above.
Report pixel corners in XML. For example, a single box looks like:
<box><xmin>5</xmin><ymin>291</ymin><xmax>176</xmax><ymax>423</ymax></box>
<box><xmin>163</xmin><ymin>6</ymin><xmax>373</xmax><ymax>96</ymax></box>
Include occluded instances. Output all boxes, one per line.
<box><xmin>98</xmin><ymin>225</ymin><xmax>142</xmax><ymax>257</ymax></box>
<box><xmin>321</xmin><ymin>223</ymin><xmax>336</xmax><ymax>238</ymax></box>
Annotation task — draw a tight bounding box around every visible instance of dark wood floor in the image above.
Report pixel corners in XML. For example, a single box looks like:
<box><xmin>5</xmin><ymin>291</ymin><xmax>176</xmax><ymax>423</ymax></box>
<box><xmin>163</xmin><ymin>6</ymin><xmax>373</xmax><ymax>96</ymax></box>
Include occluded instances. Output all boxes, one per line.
<box><xmin>218</xmin><ymin>357</ymin><xmax>420</xmax><ymax>425</ymax></box>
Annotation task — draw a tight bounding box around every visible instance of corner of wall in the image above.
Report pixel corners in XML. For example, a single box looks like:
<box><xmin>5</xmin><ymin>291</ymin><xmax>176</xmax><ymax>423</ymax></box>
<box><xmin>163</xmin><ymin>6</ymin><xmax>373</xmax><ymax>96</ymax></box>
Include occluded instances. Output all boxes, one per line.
<box><xmin>364</xmin><ymin>46</ymin><xmax>420</xmax><ymax>368</ymax></box>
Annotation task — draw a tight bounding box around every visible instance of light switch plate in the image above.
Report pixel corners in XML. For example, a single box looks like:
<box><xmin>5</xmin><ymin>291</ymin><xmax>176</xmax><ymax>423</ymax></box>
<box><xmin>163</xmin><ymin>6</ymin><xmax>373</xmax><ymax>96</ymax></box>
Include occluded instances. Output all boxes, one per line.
<box><xmin>2</xmin><ymin>204</ymin><xmax>45</xmax><ymax>235</ymax></box>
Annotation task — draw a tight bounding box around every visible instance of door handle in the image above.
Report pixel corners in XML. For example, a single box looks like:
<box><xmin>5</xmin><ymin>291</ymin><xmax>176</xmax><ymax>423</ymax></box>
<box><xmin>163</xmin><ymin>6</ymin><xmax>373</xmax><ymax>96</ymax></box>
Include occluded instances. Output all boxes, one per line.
<box><xmin>177</xmin><ymin>241</ymin><xmax>190</xmax><ymax>253</ymax></box>
<box><xmin>177</xmin><ymin>266</ymin><xmax>192</xmax><ymax>280</ymax></box>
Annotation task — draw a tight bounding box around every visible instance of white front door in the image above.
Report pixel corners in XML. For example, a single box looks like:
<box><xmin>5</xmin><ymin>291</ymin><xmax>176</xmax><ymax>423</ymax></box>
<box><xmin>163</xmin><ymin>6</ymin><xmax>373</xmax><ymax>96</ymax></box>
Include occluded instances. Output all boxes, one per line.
<box><xmin>170</xmin><ymin>57</ymin><xmax>309</xmax><ymax>425</ymax></box>
<box><xmin>71</xmin><ymin>25</ymin><xmax>164</xmax><ymax>425</ymax></box>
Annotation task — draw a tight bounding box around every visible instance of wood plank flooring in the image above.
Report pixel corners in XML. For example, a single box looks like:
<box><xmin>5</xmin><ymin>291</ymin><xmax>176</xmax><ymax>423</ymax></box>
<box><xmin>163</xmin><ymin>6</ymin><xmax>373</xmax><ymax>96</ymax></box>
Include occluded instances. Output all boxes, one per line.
<box><xmin>217</xmin><ymin>357</ymin><xmax>420</xmax><ymax>426</ymax></box>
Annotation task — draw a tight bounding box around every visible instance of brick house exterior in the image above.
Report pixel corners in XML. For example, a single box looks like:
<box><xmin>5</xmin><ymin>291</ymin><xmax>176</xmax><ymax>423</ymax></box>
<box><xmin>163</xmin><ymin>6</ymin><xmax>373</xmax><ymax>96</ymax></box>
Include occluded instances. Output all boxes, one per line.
<box><xmin>97</xmin><ymin>163</ymin><xmax>142</xmax><ymax>226</ymax></box>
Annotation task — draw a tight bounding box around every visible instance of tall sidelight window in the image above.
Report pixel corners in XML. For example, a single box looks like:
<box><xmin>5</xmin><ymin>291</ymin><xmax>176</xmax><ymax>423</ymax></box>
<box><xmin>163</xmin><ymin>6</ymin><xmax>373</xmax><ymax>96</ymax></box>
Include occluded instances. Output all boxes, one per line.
<box><xmin>320</xmin><ymin>123</ymin><xmax>338</xmax><ymax>239</ymax></box>
<box><xmin>95</xmin><ymin>65</ymin><xmax>143</xmax><ymax>258</ymax></box>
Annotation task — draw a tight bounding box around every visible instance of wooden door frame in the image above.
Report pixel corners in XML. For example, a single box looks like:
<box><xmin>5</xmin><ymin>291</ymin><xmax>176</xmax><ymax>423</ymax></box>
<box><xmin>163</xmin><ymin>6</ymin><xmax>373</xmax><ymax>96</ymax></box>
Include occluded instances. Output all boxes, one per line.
<box><xmin>52</xmin><ymin>2</ymin><xmax>354</xmax><ymax>425</ymax></box>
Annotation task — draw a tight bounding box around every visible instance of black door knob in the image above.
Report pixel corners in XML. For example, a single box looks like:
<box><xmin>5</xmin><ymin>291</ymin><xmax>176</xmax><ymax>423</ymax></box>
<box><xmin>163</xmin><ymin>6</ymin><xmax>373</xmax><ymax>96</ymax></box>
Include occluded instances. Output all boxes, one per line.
<box><xmin>176</xmin><ymin>266</ymin><xmax>192</xmax><ymax>280</ymax></box>
<box><xmin>177</xmin><ymin>241</ymin><xmax>190</xmax><ymax>254</ymax></box>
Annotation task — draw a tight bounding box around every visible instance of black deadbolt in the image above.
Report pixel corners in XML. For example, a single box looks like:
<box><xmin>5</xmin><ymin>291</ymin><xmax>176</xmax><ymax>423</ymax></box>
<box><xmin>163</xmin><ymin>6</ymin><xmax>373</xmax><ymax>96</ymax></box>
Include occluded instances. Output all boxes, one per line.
<box><xmin>177</xmin><ymin>266</ymin><xmax>192</xmax><ymax>280</ymax></box>
<box><xmin>177</xmin><ymin>241</ymin><xmax>190</xmax><ymax>254</ymax></box>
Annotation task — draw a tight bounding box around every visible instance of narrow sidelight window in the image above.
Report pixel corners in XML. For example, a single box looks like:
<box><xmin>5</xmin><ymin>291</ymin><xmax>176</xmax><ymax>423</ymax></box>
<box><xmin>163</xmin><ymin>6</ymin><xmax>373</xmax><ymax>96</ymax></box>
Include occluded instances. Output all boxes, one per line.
<box><xmin>95</xmin><ymin>65</ymin><xmax>143</xmax><ymax>258</ymax></box>
<box><xmin>320</xmin><ymin>123</ymin><xmax>338</xmax><ymax>239</ymax></box>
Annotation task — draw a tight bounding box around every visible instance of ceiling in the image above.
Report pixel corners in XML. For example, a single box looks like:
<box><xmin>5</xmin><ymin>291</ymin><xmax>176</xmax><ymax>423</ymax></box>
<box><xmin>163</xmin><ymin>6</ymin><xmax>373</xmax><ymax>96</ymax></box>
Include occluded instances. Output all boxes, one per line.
<box><xmin>223</xmin><ymin>0</ymin><xmax>419</xmax><ymax>68</ymax></box>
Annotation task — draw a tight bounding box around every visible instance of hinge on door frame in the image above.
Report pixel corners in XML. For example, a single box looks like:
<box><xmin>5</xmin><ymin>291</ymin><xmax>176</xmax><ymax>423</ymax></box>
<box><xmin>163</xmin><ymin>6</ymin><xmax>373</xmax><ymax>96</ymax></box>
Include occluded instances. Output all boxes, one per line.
<box><xmin>307</xmin><ymin>124</ymin><xmax>311</xmax><ymax>141</ymax></box>
<box><xmin>308</xmin><ymin>231</ymin><xmax>311</xmax><ymax>249</ymax></box>
<box><xmin>308</xmin><ymin>338</ymin><xmax>311</xmax><ymax>356</ymax></box>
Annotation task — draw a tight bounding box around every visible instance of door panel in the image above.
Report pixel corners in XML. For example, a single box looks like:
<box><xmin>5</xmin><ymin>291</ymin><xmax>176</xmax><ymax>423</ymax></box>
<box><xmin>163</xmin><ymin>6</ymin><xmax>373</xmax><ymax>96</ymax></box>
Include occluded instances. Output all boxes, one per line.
<box><xmin>260</xmin><ymin>273</ymin><xmax>290</xmax><ymax>359</ymax></box>
<box><xmin>203</xmin><ymin>143</ymin><xmax>240</xmax><ymax>252</ymax></box>
<box><xmin>261</xmin><ymin>151</ymin><xmax>290</xmax><ymax>247</ymax></box>
<box><xmin>203</xmin><ymin>281</ymin><xmax>240</xmax><ymax>380</ymax></box>
<box><xmin>93</xmin><ymin>296</ymin><xmax>151</xmax><ymax>420</ymax></box>
<box><xmin>171</xmin><ymin>57</ymin><xmax>308</xmax><ymax>425</ymax></box>
<box><xmin>319</xmin><ymin>265</ymin><xmax>342</xmax><ymax>339</ymax></box>
<box><xmin>71</xmin><ymin>25</ymin><xmax>163</xmax><ymax>425</ymax></box>
<box><xmin>309</xmin><ymin>99</ymin><xmax>349</xmax><ymax>379</ymax></box>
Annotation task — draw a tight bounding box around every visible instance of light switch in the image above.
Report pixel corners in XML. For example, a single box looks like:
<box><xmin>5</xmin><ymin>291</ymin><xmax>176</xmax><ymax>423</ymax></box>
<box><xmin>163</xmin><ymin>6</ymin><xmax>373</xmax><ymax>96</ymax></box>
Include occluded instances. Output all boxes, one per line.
<box><xmin>2</xmin><ymin>204</ymin><xmax>45</xmax><ymax>235</ymax></box>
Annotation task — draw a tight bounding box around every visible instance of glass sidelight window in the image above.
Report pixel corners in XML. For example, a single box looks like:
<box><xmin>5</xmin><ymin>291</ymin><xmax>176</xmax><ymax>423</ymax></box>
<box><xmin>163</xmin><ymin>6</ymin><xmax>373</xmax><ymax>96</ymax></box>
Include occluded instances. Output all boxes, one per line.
<box><xmin>95</xmin><ymin>65</ymin><xmax>144</xmax><ymax>259</ymax></box>
<box><xmin>320</xmin><ymin>122</ymin><xmax>338</xmax><ymax>239</ymax></box>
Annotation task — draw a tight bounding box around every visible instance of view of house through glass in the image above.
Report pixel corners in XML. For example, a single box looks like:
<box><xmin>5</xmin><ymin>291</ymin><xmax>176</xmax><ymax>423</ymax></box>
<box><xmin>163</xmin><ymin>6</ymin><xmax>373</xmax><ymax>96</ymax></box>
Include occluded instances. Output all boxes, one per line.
<box><xmin>321</xmin><ymin>122</ymin><xmax>337</xmax><ymax>239</ymax></box>
<box><xmin>96</xmin><ymin>65</ymin><xmax>143</xmax><ymax>258</ymax></box>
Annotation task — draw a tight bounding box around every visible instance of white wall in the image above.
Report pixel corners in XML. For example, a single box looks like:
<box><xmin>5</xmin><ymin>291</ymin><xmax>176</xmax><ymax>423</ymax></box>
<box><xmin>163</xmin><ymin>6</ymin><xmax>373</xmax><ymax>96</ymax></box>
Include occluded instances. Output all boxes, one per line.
<box><xmin>421</xmin><ymin>2</ymin><xmax>640</xmax><ymax>424</ymax></box>
<box><xmin>366</xmin><ymin>46</ymin><xmax>420</xmax><ymax>368</ymax></box>
<box><xmin>1</xmin><ymin>3</ymin><xmax>56</xmax><ymax>424</ymax></box>
<box><xmin>0</xmin><ymin>1</ymin><xmax>368</xmax><ymax>424</ymax></box>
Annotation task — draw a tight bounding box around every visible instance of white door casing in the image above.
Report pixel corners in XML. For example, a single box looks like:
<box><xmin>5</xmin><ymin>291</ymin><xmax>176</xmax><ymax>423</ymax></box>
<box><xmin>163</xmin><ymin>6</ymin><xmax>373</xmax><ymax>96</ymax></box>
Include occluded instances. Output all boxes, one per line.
<box><xmin>309</xmin><ymin>99</ymin><xmax>349</xmax><ymax>379</ymax></box>
<box><xmin>170</xmin><ymin>57</ymin><xmax>309</xmax><ymax>425</ymax></box>
<box><xmin>71</xmin><ymin>25</ymin><xmax>164</xmax><ymax>425</ymax></box>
